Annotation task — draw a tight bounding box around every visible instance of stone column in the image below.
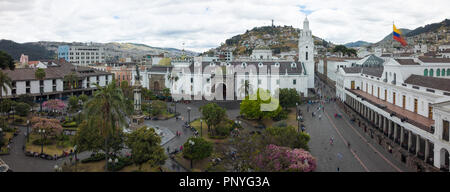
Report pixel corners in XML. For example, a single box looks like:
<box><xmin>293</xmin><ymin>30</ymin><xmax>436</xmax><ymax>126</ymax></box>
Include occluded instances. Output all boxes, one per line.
<box><xmin>383</xmin><ymin>116</ymin><xmax>388</xmax><ymax>134</ymax></box>
<box><xmin>393</xmin><ymin>123</ymin><xmax>398</xmax><ymax>142</ymax></box>
<box><xmin>408</xmin><ymin>131</ymin><xmax>412</xmax><ymax>151</ymax></box>
<box><xmin>379</xmin><ymin>114</ymin><xmax>383</xmax><ymax>130</ymax></box>
<box><xmin>416</xmin><ymin>135</ymin><xmax>420</xmax><ymax>156</ymax></box>
<box><xmin>400</xmin><ymin>126</ymin><xmax>405</xmax><ymax>145</ymax></box>
<box><xmin>433</xmin><ymin>146</ymin><xmax>441</xmax><ymax>168</ymax></box>
<box><xmin>425</xmin><ymin>140</ymin><xmax>430</xmax><ymax>162</ymax></box>
<box><xmin>388</xmin><ymin>120</ymin><xmax>392</xmax><ymax>138</ymax></box>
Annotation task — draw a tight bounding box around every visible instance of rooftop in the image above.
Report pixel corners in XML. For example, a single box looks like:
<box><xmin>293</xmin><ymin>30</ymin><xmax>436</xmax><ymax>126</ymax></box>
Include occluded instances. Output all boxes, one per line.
<box><xmin>404</xmin><ymin>74</ymin><xmax>450</xmax><ymax>92</ymax></box>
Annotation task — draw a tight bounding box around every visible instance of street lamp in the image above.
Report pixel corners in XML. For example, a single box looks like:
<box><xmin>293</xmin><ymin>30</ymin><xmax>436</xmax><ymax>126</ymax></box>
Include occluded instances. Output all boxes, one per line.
<box><xmin>297</xmin><ymin>115</ymin><xmax>301</xmax><ymax>132</ymax></box>
<box><xmin>26</xmin><ymin>120</ymin><xmax>30</xmax><ymax>143</ymax></box>
<box><xmin>296</xmin><ymin>102</ymin><xmax>298</xmax><ymax>117</ymax></box>
<box><xmin>200</xmin><ymin>119</ymin><xmax>203</xmax><ymax>137</ymax></box>
<box><xmin>174</xmin><ymin>100</ymin><xmax>177</xmax><ymax>115</ymax></box>
<box><xmin>187</xmin><ymin>107</ymin><xmax>191</xmax><ymax>123</ymax></box>
<box><xmin>38</xmin><ymin>129</ymin><xmax>45</xmax><ymax>154</ymax></box>
<box><xmin>189</xmin><ymin>140</ymin><xmax>195</xmax><ymax>168</ymax></box>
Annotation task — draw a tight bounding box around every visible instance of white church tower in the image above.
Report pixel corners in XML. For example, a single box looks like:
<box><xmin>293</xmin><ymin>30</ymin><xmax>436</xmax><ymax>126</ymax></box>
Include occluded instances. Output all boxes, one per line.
<box><xmin>298</xmin><ymin>16</ymin><xmax>315</xmax><ymax>89</ymax></box>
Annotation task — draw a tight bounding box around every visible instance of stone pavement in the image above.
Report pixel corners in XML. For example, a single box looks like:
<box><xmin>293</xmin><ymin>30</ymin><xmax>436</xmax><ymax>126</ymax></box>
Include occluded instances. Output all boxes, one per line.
<box><xmin>305</xmin><ymin>77</ymin><xmax>413</xmax><ymax>172</ymax></box>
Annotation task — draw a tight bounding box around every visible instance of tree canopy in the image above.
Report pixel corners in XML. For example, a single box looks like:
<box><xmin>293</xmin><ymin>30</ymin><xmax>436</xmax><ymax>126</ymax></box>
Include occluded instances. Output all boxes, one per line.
<box><xmin>126</xmin><ymin>126</ymin><xmax>167</xmax><ymax>170</ymax></box>
<box><xmin>0</xmin><ymin>50</ymin><xmax>15</xmax><ymax>70</ymax></box>
<box><xmin>199</xmin><ymin>103</ymin><xmax>227</xmax><ymax>133</ymax></box>
<box><xmin>278</xmin><ymin>88</ymin><xmax>301</xmax><ymax>108</ymax></box>
<box><xmin>183</xmin><ymin>137</ymin><xmax>213</xmax><ymax>161</ymax></box>
<box><xmin>240</xmin><ymin>89</ymin><xmax>282</xmax><ymax>120</ymax></box>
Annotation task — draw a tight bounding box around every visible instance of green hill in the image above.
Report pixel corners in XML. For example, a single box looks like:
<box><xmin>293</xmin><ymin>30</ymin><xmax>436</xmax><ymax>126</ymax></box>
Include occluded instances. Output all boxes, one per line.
<box><xmin>208</xmin><ymin>25</ymin><xmax>331</xmax><ymax>55</ymax></box>
<box><xmin>0</xmin><ymin>39</ymin><xmax>56</xmax><ymax>60</ymax></box>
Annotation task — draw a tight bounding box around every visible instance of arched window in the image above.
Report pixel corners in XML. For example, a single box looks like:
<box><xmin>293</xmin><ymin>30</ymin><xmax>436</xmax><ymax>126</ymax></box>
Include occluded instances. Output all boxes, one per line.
<box><xmin>430</xmin><ymin>69</ymin><xmax>434</xmax><ymax>77</ymax></box>
<box><xmin>447</xmin><ymin>69</ymin><xmax>450</xmax><ymax>76</ymax></box>
<box><xmin>306</xmin><ymin>52</ymin><xmax>309</xmax><ymax>61</ymax></box>
<box><xmin>437</xmin><ymin>69</ymin><xmax>441</xmax><ymax>76</ymax></box>
<box><xmin>442</xmin><ymin>68</ymin><xmax>445</xmax><ymax>76</ymax></box>
<box><xmin>424</xmin><ymin>69</ymin><xmax>428</xmax><ymax>76</ymax></box>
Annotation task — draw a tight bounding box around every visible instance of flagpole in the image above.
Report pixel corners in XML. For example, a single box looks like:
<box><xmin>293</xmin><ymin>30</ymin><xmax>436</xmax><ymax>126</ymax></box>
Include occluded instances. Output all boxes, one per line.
<box><xmin>392</xmin><ymin>21</ymin><xmax>395</xmax><ymax>58</ymax></box>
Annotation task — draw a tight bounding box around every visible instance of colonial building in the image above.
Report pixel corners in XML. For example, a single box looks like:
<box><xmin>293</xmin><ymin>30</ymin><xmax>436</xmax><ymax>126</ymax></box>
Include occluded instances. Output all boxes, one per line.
<box><xmin>1</xmin><ymin>59</ymin><xmax>113</xmax><ymax>101</ymax></box>
<box><xmin>131</xmin><ymin>17</ymin><xmax>315</xmax><ymax>99</ymax></box>
<box><xmin>335</xmin><ymin>56</ymin><xmax>450</xmax><ymax>171</ymax></box>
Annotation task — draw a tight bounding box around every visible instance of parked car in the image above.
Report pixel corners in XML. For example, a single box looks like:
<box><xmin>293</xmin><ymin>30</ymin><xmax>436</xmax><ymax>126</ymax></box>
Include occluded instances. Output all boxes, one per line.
<box><xmin>0</xmin><ymin>159</ymin><xmax>10</xmax><ymax>172</ymax></box>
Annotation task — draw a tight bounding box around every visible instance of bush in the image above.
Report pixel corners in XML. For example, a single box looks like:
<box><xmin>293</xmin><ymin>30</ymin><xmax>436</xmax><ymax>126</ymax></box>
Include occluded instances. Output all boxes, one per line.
<box><xmin>62</xmin><ymin>121</ymin><xmax>77</xmax><ymax>128</ymax></box>
<box><xmin>81</xmin><ymin>153</ymin><xmax>106</xmax><ymax>163</ymax></box>
<box><xmin>32</xmin><ymin>138</ymin><xmax>54</xmax><ymax>145</ymax></box>
<box><xmin>107</xmin><ymin>157</ymin><xmax>133</xmax><ymax>172</ymax></box>
<box><xmin>15</xmin><ymin>118</ymin><xmax>24</xmax><ymax>123</ymax></box>
<box><xmin>272</xmin><ymin>110</ymin><xmax>288</xmax><ymax>121</ymax></box>
<box><xmin>273</xmin><ymin>120</ymin><xmax>288</xmax><ymax>127</ymax></box>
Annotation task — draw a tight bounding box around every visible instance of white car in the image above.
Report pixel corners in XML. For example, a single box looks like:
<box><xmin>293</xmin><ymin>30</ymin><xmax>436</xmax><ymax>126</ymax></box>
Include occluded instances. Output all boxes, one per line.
<box><xmin>0</xmin><ymin>158</ymin><xmax>10</xmax><ymax>172</ymax></box>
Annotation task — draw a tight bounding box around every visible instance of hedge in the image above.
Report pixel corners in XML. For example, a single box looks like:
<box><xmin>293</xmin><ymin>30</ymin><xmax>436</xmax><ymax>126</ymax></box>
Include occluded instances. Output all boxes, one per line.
<box><xmin>81</xmin><ymin>153</ymin><xmax>106</xmax><ymax>163</ymax></box>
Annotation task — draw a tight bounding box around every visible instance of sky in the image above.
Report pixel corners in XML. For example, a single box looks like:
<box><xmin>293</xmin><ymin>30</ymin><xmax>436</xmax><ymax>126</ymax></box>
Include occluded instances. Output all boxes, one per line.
<box><xmin>0</xmin><ymin>0</ymin><xmax>449</xmax><ymax>52</ymax></box>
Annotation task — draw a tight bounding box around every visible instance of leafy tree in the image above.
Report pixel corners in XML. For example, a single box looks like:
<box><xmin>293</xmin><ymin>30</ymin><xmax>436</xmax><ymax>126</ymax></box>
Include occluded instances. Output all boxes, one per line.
<box><xmin>15</xmin><ymin>102</ymin><xmax>31</xmax><ymax>117</ymax></box>
<box><xmin>150</xmin><ymin>100</ymin><xmax>167</xmax><ymax>116</ymax></box>
<box><xmin>183</xmin><ymin>137</ymin><xmax>213</xmax><ymax>168</ymax></box>
<box><xmin>199</xmin><ymin>103</ymin><xmax>226</xmax><ymax>135</ymax></box>
<box><xmin>279</xmin><ymin>88</ymin><xmax>301</xmax><ymax>108</ymax></box>
<box><xmin>43</xmin><ymin>99</ymin><xmax>66</xmax><ymax>112</ymax></box>
<box><xmin>64</xmin><ymin>72</ymin><xmax>78</xmax><ymax>90</ymax></box>
<box><xmin>162</xmin><ymin>88</ymin><xmax>171</xmax><ymax>100</ymax></box>
<box><xmin>0</xmin><ymin>99</ymin><xmax>15</xmax><ymax>129</ymax></box>
<box><xmin>68</xmin><ymin>96</ymin><xmax>80</xmax><ymax>113</ymax></box>
<box><xmin>0</xmin><ymin>51</ymin><xmax>15</xmax><ymax>70</ymax></box>
<box><xmin>17</xmin><ymin>94</ymin><xmax>35</xmax><ymax>107</ymax></box>
<box><xmin>253</xmin><ymin>144</ymin><xmax>316</xmax><ymax>172</ymax></box>
<box><xmin>31</xmin><ymin>116</ymin><xmax>63</xmax><ymax>137</ymax></box>
<box><xmin>142</xmin><ymin>88</ymin><xmax>155</xmax><ymax>100</ymax></box>
<box><xmin>78</xmin><ymin>94</ymin><xmax>88</xmax><ymax>103</ymax></box>
<box><xmin>74</xmin><ymin>120</ymin><xmax>103</xmax><ymax>153</ymax></box>
<box><xmin>262</xmin><ymin>126</ymin><xmax>310</xmax><ymax>151</ymax></box>
<box><xmin>84</xmin><ymin>80</ymin><xmax>132</xmax><ymax>170</ymax></box>
<box><xmin>240</xmin><ymin>89</ymin><xmax>282</xmax><ymax>120</ymax></box>
<box><xmin>126</xmin><ymin>126</ymin><xmax>167</xmax><ymax>170</ymax></box>
<box><xmin>0</xmin><ymin>71</ymin><xmax>12</xmax><ymax>100</ymax></box>
<box><xmin>120</xmin><ymin>80</ymin><xmax>132</xmax><ymax>99</ymax></box>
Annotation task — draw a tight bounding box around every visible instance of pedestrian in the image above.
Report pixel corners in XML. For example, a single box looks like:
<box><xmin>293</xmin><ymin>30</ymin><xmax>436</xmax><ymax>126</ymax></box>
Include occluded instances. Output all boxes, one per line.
<box><xmin>318</xmin><ymin>114</ymin><xmax>322</xmax><ymax>120</ymax></box>
<box><xmin>167</xmin><ymin>146</ymin><xmax>170</xmax><ymax>153</ymax></box>
<box><xmin>337</xmin><ymin>167</ymin><xmax>340</xmax><ymax>172</ymax></box>
<box><xmin>180</xmin><ymin>145</ymin><xmax>183</xmax><ymax>151</ymax></box>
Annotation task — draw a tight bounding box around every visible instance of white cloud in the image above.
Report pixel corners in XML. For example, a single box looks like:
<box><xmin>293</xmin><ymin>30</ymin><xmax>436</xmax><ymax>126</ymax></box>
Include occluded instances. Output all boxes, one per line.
<box><xmin>0</xmin><ymin>0</ymin><xmax>448</xmax><ymax>52</ymax></box>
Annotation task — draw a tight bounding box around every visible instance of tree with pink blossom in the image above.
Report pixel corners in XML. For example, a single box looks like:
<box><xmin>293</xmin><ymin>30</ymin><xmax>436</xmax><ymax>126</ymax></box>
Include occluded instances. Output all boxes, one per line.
<box><xmin>43</xmin><ymin>99</ymin><xmax>66</xmax><ymax>112</ymax></box>
<box><xmin>253</xmin><ymin>144</ymin><xmax>317</xmax><ymax>172</ymax></box>
<box><xmin>31</xmin><ymin>116</ymin><xmax>63</xmax><ymax>137</ymax></box>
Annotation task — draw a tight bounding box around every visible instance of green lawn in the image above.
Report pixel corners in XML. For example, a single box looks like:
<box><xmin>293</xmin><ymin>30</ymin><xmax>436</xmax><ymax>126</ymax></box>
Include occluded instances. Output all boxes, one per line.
<box><xmin>25</xmin><ymin>134</ymin><xmax>74</xmax><ymax>156</ymax></box>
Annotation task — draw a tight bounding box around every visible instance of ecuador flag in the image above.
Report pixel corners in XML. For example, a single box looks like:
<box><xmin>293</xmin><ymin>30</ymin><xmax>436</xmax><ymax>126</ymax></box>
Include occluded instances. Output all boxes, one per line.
<box><xmin>393</xmin><ymin>24</ymin><xmax>407</xmax><ymax>46</ymax></box>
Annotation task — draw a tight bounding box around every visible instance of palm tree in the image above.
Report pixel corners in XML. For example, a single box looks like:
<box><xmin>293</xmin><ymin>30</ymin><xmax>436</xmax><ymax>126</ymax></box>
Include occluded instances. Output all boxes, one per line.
<box><xmin>0</xmin><ymin>71</ymin><xmax>12</xmax><ymax>101</ymax></box>
<box><xmin>64</xmin><ymin>72</ymin><xmax>78</xmax><ymax>90</ymax></box>
<box><xmin>35</xmin><ymin>68</ymin><xmax>46</xmax><ymax>112</ymax></box>
<box><xmin>239</xmin><ymin>80</ymin><xmax>253</xmax><ymax>97</ymax></box>
<box><xmin>83</xmin><ymin>80</ymin><xmax>132</xmax><ymax>171</ymax></box>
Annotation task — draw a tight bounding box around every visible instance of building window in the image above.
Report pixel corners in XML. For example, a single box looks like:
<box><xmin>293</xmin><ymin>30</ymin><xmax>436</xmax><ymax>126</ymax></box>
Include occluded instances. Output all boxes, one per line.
<box><xmin>293</xmin><ymin>79</ymin><xmax>296</xmax><ymax>85</ymax></box>
<box><xmin>414</xmin><ymin>98</ymin><xmax>418</xmax><ymax>113</ymax></box>
<box><xmin>26</xmin><ymin>88</ymin><xmax>30</xmax><ymax>93</ymax></box>
<box><xmin>447</xmin><ymin>69</ymin><xmax>450</xmax><ymax>76</ymax></box>
<box><xmin>442</xmin><ymin>120</ymin><xmax>449</xmax><ymax>141</ymax></box>
<box><xmin>26</xmin><ymin>81</ymin><xmax>30</xmax><ymax>87</ymax></box>
<box><xmin>306</xmin><ymin>52</ymin><xmax>308</xmax><ymax>61</ymax></box>
<box><xmin>429</xmin><ymin>69</ymin><xmax>434</xmax><ymax>76</ymax></box>
<box><xmin>276</xmin><ymin>79</ymin><xmax>280</xmax><ymax>85</ymax></box>
<box><xmin>442</xmin><ymin>68</ymin><xmax>445</xmax><ymax>76</ymax></box>
<box><xmin>437</xmin><ymin>69</ymin><xmax>441</xmax><ymax>76</ymax></box>
<box><xmin>424</xmin><ymin>69</ymin><xmax>428</xmax><ymax>76</ymax></box>
<box><xmin>258</xmin><ymin>79</ymin><xmax>261</xmax><ymax>85</ymax></box>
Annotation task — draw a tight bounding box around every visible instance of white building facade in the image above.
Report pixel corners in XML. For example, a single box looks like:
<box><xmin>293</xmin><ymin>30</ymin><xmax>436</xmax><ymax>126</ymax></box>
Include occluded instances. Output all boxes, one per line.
<box><xmin>335</xmin><ymin>56</ymin><xmax>450</xmax><ymax>171</ymax></box>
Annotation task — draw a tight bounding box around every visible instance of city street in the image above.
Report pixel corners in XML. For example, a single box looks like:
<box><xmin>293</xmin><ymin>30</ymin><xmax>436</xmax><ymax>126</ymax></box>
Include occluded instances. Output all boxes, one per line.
<box><xmin>306</xmin><ymin>77</ymin><xmax>413</xmax><ymax>172</ymax></box>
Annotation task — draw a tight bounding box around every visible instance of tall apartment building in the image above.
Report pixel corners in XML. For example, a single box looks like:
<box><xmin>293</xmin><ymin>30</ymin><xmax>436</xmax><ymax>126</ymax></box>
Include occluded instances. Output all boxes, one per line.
<box><xmin>58</xmin><ymin>45</ymin><xmax>106</xmax><ymax>66</ymax></box>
